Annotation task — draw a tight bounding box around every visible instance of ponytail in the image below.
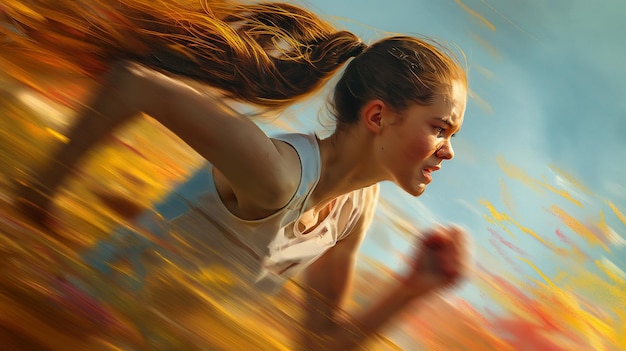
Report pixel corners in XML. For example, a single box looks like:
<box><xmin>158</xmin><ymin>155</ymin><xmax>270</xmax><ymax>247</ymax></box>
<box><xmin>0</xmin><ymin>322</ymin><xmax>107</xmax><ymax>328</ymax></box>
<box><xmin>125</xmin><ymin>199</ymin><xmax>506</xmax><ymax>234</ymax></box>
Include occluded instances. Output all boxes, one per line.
<box><xmin>1</xmin><ymin>1</ymin><xmax>366</xmax><ymax>109</ymax></box>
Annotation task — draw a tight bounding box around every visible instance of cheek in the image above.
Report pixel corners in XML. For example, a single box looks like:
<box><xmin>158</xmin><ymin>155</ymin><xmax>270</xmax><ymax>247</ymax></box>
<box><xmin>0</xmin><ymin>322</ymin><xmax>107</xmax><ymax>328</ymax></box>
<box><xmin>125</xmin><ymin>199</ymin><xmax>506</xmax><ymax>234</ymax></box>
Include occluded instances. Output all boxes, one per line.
<box><xmin>402</xmin><ymin>136</ymin><xmax>435</xmax><ymax>162</ymax></box>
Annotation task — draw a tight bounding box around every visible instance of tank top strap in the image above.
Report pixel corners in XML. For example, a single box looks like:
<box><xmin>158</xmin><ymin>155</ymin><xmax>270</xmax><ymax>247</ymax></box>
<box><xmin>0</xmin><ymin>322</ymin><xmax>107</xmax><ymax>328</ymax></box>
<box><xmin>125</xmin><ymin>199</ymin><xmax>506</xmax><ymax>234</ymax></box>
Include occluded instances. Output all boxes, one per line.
<box><xmin>270</xmin><ymin>133</ymin><xmax>321</xmax><ymax>201</ymax></box>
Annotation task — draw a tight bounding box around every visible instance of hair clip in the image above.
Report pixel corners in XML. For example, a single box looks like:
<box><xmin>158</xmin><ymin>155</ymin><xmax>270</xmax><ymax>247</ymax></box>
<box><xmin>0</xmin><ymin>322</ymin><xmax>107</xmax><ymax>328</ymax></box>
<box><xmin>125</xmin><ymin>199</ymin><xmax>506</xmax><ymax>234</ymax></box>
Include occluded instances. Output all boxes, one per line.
<box><xmin>388</xmin><ymin>46</ymin><xmax>424</xmax><ymax>74</ymax></box>
<box><xmin>388</xmin><ymin>47</ymin><xmax>410</xmax><ymax>61</ymax></box>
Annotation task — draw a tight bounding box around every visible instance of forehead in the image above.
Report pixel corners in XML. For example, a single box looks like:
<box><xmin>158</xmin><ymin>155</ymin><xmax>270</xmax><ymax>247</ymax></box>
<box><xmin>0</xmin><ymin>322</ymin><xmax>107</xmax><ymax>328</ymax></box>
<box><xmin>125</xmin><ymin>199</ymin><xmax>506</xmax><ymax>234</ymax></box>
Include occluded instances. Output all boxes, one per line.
<box><xmin>422</xmin><ymin>80</ymin><xmax>467</xmax><ymax>127</ymax></box>
<box><xmin>444</xmin><ymin>80</ymin><xmax>467</xmax><ymax>124</ymax></box>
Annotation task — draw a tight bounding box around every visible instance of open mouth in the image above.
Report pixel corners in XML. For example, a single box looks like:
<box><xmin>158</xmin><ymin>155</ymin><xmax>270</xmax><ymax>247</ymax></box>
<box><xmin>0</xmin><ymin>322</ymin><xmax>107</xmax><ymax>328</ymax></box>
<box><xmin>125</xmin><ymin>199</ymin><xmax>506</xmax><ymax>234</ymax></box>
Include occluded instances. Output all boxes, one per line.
<box><xmin>422</xmin><ymin>169</ymin><xmax>433</xmax><ymax>182</ymax></box>
<box><xmin>421</xmin><ymin>166</ymin><xmax>440</xmax><ymax>182</ymax></box>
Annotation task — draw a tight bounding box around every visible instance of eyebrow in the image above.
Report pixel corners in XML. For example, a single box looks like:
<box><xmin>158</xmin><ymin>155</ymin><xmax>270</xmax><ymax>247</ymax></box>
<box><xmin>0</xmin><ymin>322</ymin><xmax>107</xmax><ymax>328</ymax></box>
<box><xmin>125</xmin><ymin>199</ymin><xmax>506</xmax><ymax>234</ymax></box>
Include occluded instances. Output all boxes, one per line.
<box><xmin>433</xmin><ymin>117</ymin><xmax>454</xmax><ymax>127</ymax></box>
<box><xmin>433</xmin><ymin>116</ymin><xmax>461</xmax><ymax>134</ymax></box>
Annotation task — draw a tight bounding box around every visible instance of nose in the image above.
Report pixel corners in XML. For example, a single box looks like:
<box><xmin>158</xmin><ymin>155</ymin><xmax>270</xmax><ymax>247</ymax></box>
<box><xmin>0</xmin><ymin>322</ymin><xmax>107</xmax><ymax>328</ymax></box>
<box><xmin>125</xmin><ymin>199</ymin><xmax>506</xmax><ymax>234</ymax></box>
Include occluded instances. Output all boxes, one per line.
<box><xmin>436</xmin><ymin>140</ymin><xmax>455</xmax><ymax>160</ymax></box>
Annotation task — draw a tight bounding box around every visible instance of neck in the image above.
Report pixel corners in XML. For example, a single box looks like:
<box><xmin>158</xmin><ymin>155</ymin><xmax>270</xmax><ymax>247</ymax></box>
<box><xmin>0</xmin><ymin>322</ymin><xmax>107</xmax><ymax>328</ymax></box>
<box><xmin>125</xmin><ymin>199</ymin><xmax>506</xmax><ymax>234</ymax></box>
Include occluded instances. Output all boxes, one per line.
<box><xmin>309</xmin><ymin>127</ymin><xmax>385</xmax><ymax>209</ymax></box>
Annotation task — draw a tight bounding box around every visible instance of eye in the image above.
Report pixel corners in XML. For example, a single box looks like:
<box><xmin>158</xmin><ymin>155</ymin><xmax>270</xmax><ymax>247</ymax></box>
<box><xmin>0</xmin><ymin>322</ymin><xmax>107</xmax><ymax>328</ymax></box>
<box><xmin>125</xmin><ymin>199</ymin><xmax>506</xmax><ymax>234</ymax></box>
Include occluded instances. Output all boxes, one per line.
<box><xmin>434</xmin><ymin>127</ymin><xmax>446</xmax><ymax>137</ymax></box>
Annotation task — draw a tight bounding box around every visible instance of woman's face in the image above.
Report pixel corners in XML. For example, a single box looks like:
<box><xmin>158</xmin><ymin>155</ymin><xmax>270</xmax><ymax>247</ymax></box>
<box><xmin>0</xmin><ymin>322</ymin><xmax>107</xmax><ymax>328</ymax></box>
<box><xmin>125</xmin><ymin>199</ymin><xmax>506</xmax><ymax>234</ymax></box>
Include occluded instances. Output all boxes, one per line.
<box><xmin>375</xmin><ymin>80</ymin><xmax>467</xmax><ymax>196</ymax></box>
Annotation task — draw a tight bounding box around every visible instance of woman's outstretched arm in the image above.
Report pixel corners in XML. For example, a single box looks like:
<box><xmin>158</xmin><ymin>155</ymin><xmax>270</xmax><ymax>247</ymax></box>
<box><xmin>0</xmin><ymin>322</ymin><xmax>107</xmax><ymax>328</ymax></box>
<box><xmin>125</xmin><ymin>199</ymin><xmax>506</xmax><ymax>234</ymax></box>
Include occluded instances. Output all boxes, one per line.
<box><xmin>18</xmin><ymin>62</ymin><xmax>300</xmax><ymax>222</ymax></box>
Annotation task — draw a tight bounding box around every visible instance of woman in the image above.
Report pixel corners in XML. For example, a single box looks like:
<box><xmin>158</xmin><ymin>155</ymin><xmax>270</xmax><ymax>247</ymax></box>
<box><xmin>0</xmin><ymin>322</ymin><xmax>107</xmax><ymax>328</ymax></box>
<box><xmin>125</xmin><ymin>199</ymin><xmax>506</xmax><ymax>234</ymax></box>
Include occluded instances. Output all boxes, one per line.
<box><xmin>5</xmin><ymin>1</ymin><xmax>469</xmax><ymax>349</ymax></box>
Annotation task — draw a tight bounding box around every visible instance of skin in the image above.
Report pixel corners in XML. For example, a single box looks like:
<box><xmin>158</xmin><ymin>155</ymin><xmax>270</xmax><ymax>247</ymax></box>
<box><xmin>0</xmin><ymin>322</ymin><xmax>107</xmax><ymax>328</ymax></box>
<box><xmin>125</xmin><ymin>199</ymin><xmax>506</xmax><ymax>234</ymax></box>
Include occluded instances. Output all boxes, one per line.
<box><xmin>316</xmin><ymin>80</ymin><xmax>466</xmax><ymax>203</ymax></box>
<box><xmin>16</xmin><ymin>62</ymin><xmax>469</xmax><ymax>350</ymax></box>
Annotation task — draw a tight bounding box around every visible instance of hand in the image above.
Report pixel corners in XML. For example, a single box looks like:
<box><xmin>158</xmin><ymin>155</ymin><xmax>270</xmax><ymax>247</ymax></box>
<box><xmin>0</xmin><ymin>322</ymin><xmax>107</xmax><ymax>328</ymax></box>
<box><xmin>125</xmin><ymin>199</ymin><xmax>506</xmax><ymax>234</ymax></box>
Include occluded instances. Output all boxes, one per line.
<box><xmin>401</xmin><ymin>225</ymin><xmax>469</xmax><ymax>297</ymax></box>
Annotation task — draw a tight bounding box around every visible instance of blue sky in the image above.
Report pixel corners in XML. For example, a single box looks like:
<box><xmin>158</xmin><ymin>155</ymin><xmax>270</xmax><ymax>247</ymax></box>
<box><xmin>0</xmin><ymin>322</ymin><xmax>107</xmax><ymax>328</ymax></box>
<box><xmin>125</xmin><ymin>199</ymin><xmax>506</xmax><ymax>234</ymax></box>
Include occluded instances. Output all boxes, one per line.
<box><xmin>257</xmin><ymin>0</ymin><xmax>626</xmax><ymax>304</ymax></box>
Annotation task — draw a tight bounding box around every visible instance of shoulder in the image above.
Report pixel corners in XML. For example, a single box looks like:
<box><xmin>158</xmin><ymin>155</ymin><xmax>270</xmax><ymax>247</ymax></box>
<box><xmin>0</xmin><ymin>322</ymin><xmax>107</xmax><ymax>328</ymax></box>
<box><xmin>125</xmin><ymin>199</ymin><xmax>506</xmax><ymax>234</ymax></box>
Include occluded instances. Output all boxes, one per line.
<box><xmin>363</xmin><ymin>183</ymin><xmax>380</xmax><ymax>203</ymax></box>
<box><xmin>337</xmin><ymin>184</ymin><xmax>380</xmax><ymax>243</ymax></box>
<box><xmin>213</xmin><ymin>133</ymin><xmax>305</xmax><ymax>218</ymax></box>
<box><xmin>354</xmin><ymin>183</ymin><xmax>380</xmax><ymax>219</ymax></box>
<box><xmin>270</xmin><ymin>133</ymin><xmax>319</xmax><ymax>160</ymax></box>
<box><xmin>271</xmin><ymin>132</ymin><xmax>321</xmax><ymax>192</ymax></box>
<box><xmin>356</xmin><ymin>183</ymin><xmax>380</xmax><ymax>228</ymax></box>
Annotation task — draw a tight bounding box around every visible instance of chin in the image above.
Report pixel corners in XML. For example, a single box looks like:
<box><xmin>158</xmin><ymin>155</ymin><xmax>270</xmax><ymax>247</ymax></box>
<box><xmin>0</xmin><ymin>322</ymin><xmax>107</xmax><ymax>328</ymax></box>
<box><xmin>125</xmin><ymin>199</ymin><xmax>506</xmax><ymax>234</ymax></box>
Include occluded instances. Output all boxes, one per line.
<box><xmin>404</xmin><ymin>184</ymin><xmax>427</xmax><ymax>197</ymax></box>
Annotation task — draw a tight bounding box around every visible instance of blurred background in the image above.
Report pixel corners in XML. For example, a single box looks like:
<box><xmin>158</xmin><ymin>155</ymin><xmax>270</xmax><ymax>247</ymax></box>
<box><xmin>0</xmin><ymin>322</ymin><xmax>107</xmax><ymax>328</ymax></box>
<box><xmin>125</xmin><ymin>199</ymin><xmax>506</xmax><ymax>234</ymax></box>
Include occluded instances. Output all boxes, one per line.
<box><xmin>0</xmin><ymin>0</ymin><xmax>624</xmax><ymax>350</ymax></box>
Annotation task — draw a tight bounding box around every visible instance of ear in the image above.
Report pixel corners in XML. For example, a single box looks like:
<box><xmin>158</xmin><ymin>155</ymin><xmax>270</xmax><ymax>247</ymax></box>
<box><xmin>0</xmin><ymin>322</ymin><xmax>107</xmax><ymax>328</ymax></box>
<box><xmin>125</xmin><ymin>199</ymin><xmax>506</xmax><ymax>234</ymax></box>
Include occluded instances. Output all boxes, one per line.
<box><xmin>361</xmin><ymin>99</ymin><xmax>386</xmax><ymax>134</ymax></box>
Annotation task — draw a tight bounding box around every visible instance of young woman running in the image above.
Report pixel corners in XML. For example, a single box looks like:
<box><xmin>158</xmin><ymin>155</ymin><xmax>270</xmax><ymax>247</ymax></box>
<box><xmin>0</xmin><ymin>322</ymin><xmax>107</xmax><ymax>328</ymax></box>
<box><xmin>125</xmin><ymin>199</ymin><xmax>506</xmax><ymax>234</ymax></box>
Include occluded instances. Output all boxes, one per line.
<box><xmin>4</xmin><ymin>1</ymin><xmax>469</xmax><ymax>349</ymax></box>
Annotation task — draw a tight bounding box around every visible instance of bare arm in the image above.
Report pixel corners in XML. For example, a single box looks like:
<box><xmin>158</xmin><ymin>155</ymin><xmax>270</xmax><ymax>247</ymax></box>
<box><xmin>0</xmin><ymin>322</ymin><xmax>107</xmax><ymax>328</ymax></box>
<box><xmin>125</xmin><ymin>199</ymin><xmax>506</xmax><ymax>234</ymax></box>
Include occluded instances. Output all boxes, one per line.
<box><xmin>296</xmin><ymin>187</ymin><xmax>468</xmax><ymax>351</ymax></box>
<box><xmin>19</xmin><ymin>62</ymin><xmax>299</xmax><ymax>220</ymax></box>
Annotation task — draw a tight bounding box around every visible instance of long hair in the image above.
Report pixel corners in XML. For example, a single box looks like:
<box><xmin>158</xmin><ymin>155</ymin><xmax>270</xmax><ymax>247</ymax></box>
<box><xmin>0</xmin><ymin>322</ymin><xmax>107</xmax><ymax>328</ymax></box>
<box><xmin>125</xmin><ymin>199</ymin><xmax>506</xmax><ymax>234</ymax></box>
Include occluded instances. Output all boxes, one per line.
<box><xmin>0</xmin><ymin>0</ymin><xmax>366</xmax><ymax>109</ymax></box>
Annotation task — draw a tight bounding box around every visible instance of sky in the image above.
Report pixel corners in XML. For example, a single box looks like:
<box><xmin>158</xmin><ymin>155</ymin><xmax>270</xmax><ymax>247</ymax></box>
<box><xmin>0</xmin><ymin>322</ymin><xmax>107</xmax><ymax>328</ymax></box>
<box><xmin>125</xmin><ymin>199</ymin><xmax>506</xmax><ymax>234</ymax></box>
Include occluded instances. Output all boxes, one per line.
<box><xmin>255</xmin><ymin>0</ymin><xmax>626</xmax><ymax>308</ymax></box>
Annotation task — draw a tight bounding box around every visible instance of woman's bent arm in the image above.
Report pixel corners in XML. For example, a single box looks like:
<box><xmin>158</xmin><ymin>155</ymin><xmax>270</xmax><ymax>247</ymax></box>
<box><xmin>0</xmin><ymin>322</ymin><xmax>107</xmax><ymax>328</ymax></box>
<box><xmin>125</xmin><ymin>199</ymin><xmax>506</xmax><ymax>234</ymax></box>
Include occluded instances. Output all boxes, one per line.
<box><xmin>297</xmin><ymin>187</ymin><xmax>468</xmax><ymax>350</ymax></box>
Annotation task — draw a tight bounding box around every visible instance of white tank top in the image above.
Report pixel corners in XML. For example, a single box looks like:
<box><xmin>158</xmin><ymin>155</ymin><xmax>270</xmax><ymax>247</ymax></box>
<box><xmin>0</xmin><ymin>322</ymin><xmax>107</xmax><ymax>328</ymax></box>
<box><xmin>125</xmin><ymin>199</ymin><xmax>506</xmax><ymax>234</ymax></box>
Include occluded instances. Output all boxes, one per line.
<box><xmin>138</xmin><ymin>133</ymin><xmax>378</xmax><ymax>293</ymax></box>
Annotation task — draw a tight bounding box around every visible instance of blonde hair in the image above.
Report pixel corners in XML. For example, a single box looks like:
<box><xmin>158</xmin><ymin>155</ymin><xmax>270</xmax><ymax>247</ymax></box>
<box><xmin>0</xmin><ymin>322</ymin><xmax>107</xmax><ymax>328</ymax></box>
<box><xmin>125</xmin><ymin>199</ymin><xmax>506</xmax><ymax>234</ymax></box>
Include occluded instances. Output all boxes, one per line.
<box><xmin>2</xmin><ymin>1</ymin><xmax>366</xmax><ymax>109</ymax></box>
<box><xmin>2</xmin><ymin>1</ymin><xmax>465</xmax><ymax>115</ymax></box>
